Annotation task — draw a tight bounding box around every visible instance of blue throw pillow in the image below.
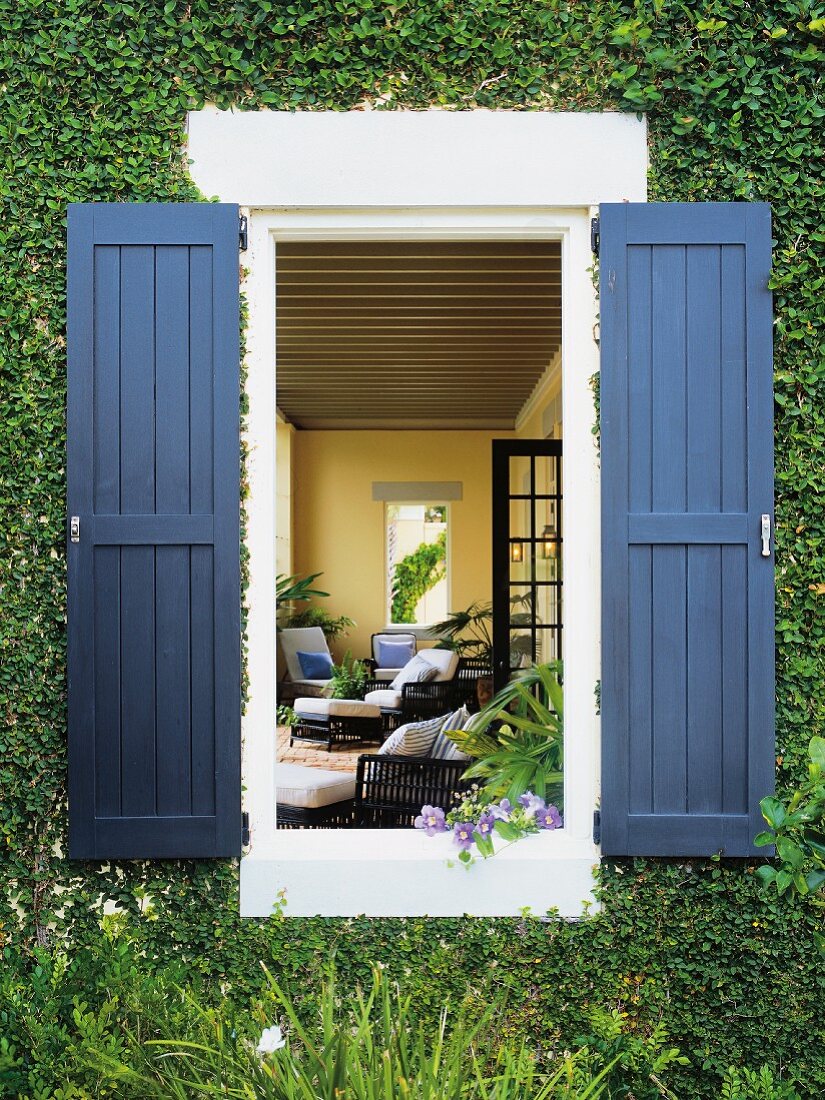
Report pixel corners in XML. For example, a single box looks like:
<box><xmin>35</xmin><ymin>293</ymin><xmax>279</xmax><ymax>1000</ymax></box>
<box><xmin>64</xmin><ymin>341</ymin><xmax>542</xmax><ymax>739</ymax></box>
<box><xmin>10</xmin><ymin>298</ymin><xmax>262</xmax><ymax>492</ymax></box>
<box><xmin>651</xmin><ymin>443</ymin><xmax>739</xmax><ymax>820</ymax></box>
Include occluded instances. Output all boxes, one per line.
<box><xmin>377</xmin><ymin>639</ymin><xmax>416</xmax><ymax>669</ymax></box>
<box><xmin>296</xmin><ymin>650</ymin><xmax>333</xmax><ymax>680</ymax></box>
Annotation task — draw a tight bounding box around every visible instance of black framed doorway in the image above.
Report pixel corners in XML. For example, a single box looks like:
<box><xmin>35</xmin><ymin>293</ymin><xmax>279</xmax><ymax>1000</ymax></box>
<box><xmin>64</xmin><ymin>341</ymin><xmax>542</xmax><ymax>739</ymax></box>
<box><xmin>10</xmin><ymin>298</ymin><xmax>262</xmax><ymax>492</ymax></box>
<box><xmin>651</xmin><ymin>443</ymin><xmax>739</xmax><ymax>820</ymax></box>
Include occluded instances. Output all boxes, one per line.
<box><xmin>492</xmin><ymin>439</ymin><xmax>563</xmax><ymax>693</ymax></box>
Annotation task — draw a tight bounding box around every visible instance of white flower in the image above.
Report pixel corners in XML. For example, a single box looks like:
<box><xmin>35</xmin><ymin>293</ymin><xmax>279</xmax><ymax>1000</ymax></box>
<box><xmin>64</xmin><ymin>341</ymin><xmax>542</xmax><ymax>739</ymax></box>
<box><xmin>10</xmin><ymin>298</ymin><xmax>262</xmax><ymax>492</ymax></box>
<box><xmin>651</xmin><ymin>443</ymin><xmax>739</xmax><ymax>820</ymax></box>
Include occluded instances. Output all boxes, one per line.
<box><xmin>256</xmin><ymin>1025</ymin><xmax>286</xmax><ymax>1054</ymax></box>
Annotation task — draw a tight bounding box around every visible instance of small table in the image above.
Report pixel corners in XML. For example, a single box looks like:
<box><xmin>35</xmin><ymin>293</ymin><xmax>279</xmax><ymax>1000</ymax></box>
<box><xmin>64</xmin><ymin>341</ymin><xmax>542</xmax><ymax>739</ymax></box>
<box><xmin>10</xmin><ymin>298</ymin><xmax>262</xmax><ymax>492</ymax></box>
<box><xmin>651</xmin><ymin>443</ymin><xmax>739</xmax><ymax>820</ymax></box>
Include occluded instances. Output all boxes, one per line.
<box><xmin>275</xmin><ymin>763</ymin><xmax>357</xmax><ymax>828</ymax></box>
<box><xmin>292</xmin><ymin>696</ymin><xmax>384</xmax><ymax>751</ymax></box>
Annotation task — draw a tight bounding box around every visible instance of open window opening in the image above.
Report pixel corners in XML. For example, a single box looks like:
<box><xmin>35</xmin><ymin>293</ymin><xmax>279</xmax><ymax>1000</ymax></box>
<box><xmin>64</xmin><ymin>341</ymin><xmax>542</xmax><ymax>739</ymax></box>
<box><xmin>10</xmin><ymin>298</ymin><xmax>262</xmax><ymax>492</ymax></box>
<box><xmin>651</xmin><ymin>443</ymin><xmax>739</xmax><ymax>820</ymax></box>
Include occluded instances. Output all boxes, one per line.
<box><xmin>274</xmin><ymin>239</ymin><xmax>565</xmax><ymax>833</ymax></box>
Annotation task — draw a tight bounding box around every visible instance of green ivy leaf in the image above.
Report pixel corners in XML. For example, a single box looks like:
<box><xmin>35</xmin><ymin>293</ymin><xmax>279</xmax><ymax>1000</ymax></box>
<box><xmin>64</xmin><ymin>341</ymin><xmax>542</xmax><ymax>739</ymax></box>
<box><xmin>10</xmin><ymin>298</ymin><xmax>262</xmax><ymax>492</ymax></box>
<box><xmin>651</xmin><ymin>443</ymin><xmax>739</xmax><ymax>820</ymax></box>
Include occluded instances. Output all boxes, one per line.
<box><xmin>760</xmin><ymin>797</ymin><xmax>787</xmax><ymax>829</ymax></box>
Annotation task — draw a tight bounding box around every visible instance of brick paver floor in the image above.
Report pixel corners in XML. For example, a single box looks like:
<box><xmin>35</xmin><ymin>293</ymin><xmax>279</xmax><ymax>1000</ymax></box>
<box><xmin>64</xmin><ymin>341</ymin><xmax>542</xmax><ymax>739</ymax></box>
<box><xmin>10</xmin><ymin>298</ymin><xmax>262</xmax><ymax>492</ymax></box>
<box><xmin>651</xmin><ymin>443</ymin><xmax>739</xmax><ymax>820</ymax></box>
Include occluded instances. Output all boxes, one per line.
<box><xmin>276</xmin><ymin>725</ymin><xmax>364</xmax><ymax>773</ymax></box>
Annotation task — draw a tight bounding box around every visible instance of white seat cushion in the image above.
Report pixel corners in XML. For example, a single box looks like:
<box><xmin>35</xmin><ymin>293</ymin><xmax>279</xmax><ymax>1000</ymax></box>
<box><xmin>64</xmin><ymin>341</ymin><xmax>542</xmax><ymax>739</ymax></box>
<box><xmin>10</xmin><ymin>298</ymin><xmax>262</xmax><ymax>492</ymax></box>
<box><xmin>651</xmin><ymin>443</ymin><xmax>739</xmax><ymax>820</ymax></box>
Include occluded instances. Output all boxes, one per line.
<box><xmin>364</xmin><ymin>688</ymin><xmax>402</xmax><ymax>710</ymax></box>
<box><xmin>294</xmin><ymin>697</ymin><xmax>381</xmax><ymax>719</ymax></box>
<box><xmin>373</xmin><ymin>668</ymin><xmax>400</xmax><ymax>682</ymax></box>
<box><xmin>275</xmin><ymin>763</ymin><xmax>357</xmax><ymax>809</ymax></box>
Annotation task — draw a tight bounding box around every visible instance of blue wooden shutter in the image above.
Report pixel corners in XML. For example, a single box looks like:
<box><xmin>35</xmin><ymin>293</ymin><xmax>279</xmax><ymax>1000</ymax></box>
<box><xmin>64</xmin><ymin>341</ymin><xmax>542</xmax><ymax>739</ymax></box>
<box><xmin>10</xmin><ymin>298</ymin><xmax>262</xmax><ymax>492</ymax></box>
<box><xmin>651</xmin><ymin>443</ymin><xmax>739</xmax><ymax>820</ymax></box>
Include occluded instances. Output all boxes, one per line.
<box><xmin>600</xmin><ymin>203</ymin><xmax>774</xmax><ymax>856</ymax></box>
<box><xmin>67</xmin><ymin>203</ymin><xmax>241</xmax><ymax>858</ymax></box>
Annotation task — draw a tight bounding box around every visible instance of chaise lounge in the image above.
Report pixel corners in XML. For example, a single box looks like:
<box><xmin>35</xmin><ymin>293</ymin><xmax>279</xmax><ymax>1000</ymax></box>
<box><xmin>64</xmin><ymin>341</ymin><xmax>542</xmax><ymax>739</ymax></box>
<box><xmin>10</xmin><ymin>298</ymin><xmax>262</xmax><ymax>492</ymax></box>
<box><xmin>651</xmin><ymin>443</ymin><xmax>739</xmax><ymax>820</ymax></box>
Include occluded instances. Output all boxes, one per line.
<box><xmin>278</xmin><ymin>626</ymin><xmax>335</xmax><ymax>701</ymax></box>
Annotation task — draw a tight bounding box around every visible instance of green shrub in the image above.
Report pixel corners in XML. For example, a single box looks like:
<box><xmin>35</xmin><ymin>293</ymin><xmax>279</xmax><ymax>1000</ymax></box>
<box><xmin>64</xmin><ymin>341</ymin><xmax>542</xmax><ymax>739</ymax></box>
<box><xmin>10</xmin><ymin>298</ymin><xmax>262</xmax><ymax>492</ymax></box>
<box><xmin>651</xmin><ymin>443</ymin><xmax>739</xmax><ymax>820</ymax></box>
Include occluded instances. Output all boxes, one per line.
<box><xmin>328</xmin><ymin>650</ymin><xmax>370</xmax><ymax>699</ymax></box>
<box><xmin>720</xmin><ymin>1066</ymin><xmax>802</xmax><ymax>1100</ymax></box>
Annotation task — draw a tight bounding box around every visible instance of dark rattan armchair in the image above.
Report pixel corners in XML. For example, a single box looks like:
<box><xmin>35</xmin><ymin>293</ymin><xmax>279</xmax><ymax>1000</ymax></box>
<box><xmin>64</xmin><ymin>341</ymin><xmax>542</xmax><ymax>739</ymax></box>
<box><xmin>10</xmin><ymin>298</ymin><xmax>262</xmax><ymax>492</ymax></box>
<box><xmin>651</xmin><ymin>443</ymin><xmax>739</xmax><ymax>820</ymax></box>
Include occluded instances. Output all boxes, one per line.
<box><xmin>355</xmin><ymin>754</ymin><xmax>471</xmax><ymax>828</ymax></box>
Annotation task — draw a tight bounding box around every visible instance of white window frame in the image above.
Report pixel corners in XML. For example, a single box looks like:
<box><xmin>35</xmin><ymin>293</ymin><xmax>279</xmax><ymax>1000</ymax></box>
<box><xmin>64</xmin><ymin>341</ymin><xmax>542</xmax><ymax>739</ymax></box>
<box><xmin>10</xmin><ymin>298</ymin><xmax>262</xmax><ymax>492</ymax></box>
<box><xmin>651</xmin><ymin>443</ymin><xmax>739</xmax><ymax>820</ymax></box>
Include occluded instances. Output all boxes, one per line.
<box><xmin>187</xmin><ymin>109</ymin><xmax>648</xmax><ymax>917</ymax></box>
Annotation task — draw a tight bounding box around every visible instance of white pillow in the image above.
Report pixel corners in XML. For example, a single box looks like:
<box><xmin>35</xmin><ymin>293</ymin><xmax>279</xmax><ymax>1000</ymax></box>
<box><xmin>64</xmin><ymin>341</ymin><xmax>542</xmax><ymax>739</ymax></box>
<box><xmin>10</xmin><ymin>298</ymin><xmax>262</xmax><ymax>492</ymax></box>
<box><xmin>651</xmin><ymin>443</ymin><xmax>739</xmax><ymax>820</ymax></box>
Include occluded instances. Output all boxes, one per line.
<box><xmin>390</xmin><ymin>654</ymin><xmax>440</xmax><ymax>690</ymax></box>
<box><xmin>378</xmin><ymin>713</ymin><xmax>449</xmax><ymax>757</ymax></box>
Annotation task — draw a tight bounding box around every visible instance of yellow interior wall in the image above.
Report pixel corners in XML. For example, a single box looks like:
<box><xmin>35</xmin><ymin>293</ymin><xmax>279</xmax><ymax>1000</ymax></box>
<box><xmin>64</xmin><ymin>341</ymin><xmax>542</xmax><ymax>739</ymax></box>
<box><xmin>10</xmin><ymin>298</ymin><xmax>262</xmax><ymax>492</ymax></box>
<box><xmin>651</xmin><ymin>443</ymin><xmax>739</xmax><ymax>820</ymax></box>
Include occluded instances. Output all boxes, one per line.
<box><xmin>515</xmin><ymin>370</ymin><xmax>562</xmax><ymax>441</ymax></box>
<box><xmin>290</xmin><ymin>429</ymin><xmax>512</xmax><ymax>661</ymax></box>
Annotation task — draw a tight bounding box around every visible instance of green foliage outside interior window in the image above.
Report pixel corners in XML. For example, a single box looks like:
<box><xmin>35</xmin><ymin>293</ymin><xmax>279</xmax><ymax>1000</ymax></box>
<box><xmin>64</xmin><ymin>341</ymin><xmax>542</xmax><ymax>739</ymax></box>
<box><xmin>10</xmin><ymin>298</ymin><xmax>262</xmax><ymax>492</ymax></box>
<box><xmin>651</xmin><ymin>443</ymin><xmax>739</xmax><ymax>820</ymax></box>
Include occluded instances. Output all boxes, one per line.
<box><xmin>391</xmin><ymin>530</ymin><xmax>447</xmax><ymax>623</ymax></box>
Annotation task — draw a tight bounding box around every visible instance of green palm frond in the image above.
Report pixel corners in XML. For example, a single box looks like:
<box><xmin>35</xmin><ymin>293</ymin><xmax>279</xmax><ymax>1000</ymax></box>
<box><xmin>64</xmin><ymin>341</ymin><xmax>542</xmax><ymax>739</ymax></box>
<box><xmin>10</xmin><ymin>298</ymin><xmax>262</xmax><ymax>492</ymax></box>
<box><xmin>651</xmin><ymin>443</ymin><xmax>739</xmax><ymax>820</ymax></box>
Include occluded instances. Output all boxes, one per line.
<box><xmin>452</xmin><ymin>662</ymin><xmax>564</xmax><ymax>802</ymax></box>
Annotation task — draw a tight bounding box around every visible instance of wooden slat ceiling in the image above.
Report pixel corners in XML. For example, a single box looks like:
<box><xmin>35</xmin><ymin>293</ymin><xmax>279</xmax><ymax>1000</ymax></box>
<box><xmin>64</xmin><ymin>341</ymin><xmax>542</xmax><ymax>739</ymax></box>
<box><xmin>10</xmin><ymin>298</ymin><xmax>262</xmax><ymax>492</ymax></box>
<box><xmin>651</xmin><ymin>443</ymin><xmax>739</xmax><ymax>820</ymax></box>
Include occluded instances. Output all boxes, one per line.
<box><xmin>275</xmin><ymin>241</ymin><xmax>561</xmax><ymax>430</ymax></box>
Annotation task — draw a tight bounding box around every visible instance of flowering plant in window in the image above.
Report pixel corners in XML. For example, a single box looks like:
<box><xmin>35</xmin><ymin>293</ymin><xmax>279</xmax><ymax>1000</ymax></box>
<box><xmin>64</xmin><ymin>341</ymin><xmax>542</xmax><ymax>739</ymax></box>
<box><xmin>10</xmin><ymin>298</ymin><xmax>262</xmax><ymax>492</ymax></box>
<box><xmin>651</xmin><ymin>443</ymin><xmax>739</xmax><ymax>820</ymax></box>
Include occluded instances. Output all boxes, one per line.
<box><xmin>415</xmin><ymin>785</ymin><xmax>562</xmax><ymax>866</ymax></box>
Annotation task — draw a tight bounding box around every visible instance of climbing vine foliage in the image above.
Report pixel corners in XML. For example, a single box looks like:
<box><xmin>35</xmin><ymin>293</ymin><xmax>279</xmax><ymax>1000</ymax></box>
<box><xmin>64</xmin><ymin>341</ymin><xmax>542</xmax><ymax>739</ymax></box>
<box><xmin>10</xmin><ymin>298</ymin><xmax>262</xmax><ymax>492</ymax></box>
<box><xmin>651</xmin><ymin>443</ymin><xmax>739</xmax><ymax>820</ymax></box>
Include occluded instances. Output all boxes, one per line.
<box><xmin>1</xmin><ymin>3</ymin><xmax>824</xmax><ymax>1095</ymax></box>
<box><xmin>391</xmin><ymin>531</ymin><xmax>447</xmax><ymax>623</ymax></box>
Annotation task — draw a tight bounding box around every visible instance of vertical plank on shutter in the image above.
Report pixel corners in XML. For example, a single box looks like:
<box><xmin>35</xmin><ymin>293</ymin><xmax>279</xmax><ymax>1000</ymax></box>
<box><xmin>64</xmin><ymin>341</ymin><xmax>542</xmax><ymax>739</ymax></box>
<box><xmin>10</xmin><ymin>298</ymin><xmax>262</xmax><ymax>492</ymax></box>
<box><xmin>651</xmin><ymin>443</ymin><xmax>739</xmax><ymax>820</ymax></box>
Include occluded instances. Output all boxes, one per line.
<box><xmin>722</xmin><ymin>545</ymin><xmax>748</xmax><ymax>812</ymax></box>
<box><xmin>92</xmin><ymin>245</ymin><xmax>122</xmax><ymax>820</ymax></box>
<box><xmin>191</xmin><ymin>546</ymin><xmax>216</xmax><ymax>815</ymax></box>
<box><xmin>120</xmin><ymin>546</ymin><xmax>156</xmax><ymax>816</ymax></box>
<box><xmin>599</xmin><ymin>202</ymin><xmax>631</xmax><ymax>854</ymax></box>
<box><xmin>154</xmin><ymin>245</ymin><xmax>192</xmax><ymax>816</ymax></box>
<box><xmin>628</xmin><ymin>546</ymin><xmax>652</xmax><ymax>812</ymax></box>
<box><xmin>156</xmin><ymin>546</ymin><xmax>192</xmax><ymax>815</ymax></box>
<box><xmin>721</xmin><ymin>248</ymin><xmax>747</xmax><ymax>513</ymax></box>
<box><xmin>628</xmin><ymin>246</ymin><xmax>652</xmax><ymax>514</ymax></box>
<box><xmin>745</xmin><ymin>204</ymin><xmax>776</xmax><ymax>824</ymax></box>
<box><xmin>652</xmin><ymin>246</ymin><xmax>686</xmax><ymax>514</ymax></box>
<box><xmin>94</xmin><ymin>547</ymin><xmax>121</xmax><ymax>817</ymax></box>
<box><xmin>67</xmin><ymin>204</ymin><xmax>96</xmax><ymax>858</ymax></box>
<box><xmin>189</xmin><ymin>242</ymin><xmax>217</xmax><ymax>816</ymax></box>
<box><xmin>627</xmin><ymin>242</ymin><xmax>653</xmax><ymax>814</ymax></box>
<box><xmin>120</xmin><ymin>246</ymin><xmax>155</xmax><ymax>514</ymax></box>
<box><xmin>687</xmin><ymin>546</ymin><xmax>723</xmax><ymax>812</ymax></box>
<box><xmin>686</xmin><ymin>246</ymin><xmax>723</xmax><ymax>812</ymax></box>
<box><xmin>190</xmin><ymin>246</ymin><xmax>214</xmax><ymax>515</ymax></box>
<box><xmin>155</xmin><ymin>246</ymin><xmax>190</xmax><ymax>513</ymax></box>
<box><xmin>652</xmin><ymin>546</ymin><xmax>687</xmax><ymax>812</ymax></box>
<box><xmin>118</xmin><ymin>243</ymin><xmax>157</xmax><ymax>818</ymax></box>
<box><xmin>93</xmin><ymin>247</ymin><xmax>120</xmax><ymax>514</ymax></box>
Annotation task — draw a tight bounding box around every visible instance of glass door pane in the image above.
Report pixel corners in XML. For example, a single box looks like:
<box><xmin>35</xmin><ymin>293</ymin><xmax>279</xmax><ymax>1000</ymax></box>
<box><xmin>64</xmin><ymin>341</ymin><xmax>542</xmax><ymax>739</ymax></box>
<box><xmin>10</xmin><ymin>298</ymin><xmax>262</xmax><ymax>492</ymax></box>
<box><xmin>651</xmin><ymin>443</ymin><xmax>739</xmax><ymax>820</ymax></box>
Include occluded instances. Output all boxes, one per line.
<box><xmin>492</xmin><ymin>440</ymin><xmax>563</xmax><ymax>692</ymax></box>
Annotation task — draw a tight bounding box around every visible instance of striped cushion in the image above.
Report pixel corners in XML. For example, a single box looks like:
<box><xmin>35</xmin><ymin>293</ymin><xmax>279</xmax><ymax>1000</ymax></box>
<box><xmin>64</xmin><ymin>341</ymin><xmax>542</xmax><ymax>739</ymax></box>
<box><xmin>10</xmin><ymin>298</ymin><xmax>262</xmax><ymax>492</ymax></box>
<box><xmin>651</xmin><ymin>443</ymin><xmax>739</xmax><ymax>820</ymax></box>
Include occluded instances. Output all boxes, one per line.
<box><xmin>377</xmin><ymin>713</ymin><xmax>448</xmax><ymax>757</ymax></box>
<box><xmin>431</xmin><ymin>705</ymin><xmax>473</xmax><ymax>762</ymax></box>
<box><xmin>390</xmin><ymin>654</ymin><xmax>439</xmax><ymax>690</ymax></box>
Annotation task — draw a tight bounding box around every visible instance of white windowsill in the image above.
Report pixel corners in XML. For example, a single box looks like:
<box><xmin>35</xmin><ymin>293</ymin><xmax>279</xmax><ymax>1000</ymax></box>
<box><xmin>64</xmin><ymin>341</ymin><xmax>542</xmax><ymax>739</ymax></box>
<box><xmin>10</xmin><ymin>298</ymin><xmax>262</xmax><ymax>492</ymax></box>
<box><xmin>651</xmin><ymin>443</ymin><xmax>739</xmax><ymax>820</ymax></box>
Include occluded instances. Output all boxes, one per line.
<box><xmin>240</xmin><ymin>829</ymin><xmax>599</xmax><ymax>918</ymax></box>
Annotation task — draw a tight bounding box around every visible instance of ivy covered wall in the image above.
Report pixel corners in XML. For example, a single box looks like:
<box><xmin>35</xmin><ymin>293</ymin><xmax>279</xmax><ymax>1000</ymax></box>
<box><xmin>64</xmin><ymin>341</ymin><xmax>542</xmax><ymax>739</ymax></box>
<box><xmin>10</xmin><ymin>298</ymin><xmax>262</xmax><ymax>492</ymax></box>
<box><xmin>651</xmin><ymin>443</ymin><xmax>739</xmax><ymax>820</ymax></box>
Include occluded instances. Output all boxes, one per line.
<box><xmin>1</xmin><ymin>2</ymin><xmax>823</xmax><ymax>1093</ymax></box>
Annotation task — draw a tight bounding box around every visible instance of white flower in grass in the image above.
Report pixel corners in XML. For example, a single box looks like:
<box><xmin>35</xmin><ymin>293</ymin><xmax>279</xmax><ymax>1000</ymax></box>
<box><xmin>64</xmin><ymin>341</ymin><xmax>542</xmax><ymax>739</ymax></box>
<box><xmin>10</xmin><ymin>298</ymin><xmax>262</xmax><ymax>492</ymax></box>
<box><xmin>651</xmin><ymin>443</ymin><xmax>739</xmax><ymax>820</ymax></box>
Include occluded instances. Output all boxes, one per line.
<box><xmin>257</xmin><ymin>1024</ymin><xmax>286</xmax><ymax>1054</ymax></box>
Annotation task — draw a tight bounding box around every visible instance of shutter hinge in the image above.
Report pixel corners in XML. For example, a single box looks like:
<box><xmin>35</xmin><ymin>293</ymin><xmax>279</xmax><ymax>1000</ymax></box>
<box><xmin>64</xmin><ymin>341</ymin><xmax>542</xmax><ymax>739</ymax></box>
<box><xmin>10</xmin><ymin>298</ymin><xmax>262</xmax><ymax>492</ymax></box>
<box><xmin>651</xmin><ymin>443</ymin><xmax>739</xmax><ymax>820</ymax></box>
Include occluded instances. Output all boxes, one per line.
<box><xmin>590</xmin><ymin>215</ymin><xmax>600</xmax><ymax>257</ymax></box>
<box><xmin>593</xmin><ymin>809</ymin><xmax>601</xmax><ymax>845</ymax></box>
<box><xmin>239</xmin><ymin>214</ymin><xmax>248</xmax><ymax>252</ymax></box>
<box><xmin>241</xmin><ymin>811</ymin><xmax>250</xmax><ymax>847</ymax></box>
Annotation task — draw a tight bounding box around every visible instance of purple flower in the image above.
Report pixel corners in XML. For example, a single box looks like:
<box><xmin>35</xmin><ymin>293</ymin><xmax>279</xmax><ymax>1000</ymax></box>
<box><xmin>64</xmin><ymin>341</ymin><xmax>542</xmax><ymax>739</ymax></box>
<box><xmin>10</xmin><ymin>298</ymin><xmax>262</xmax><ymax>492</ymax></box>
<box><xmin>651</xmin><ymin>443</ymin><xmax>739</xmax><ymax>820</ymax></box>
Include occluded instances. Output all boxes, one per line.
<box><xmin>536</xmin><ymin>804</ymin><xmax>563</xmax><ymax>830</ymax></box>
<box><xmin>518</xmin><ymin>791</ymin><xmax>546</xmax><ymax>816</ymax></box>
<box><xmin>453</xmin><ymin>822</ymin><xmax>476</xmax><ymax>850</ymax></box>
<box><xmin>490</xmin><ymin>799</ymin><xmax>512</xmax><ymax>821</ymax></box>
<box><xmin>474</xmin><ymin>812</ymin><xmax>496</xmax><ymax>839</ymax></box>
<box><xmin>415</xmin><ymin>805</ymin><xmax>448</xmax><ymax>836</ymax></box>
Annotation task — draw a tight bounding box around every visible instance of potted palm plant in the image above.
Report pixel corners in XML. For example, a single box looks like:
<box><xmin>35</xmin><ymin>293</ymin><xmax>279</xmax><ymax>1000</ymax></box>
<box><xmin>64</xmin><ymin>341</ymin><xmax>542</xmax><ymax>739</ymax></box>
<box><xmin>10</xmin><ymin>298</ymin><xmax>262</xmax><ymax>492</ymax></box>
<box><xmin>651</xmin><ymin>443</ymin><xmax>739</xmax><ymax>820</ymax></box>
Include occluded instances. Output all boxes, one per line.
<box><xmin>430</xmin><ymin>596</ymin><xmax>537</xmax><ymax>706</ymax></box>
<box><xmin>445</xmin><ymin>661</ymin><xmax>564</xmax><ymax>806</ymax></box>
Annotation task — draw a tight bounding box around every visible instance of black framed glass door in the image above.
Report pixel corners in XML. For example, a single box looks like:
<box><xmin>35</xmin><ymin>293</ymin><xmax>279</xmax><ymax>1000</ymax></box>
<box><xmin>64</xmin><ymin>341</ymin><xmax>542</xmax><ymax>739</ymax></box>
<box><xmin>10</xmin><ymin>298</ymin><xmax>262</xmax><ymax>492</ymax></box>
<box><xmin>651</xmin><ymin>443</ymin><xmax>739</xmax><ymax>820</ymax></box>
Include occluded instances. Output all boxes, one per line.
<box><xmin>492</xmin><ymin>439</ymin><xmax>563</xmax><ymax>693</ymax></box>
